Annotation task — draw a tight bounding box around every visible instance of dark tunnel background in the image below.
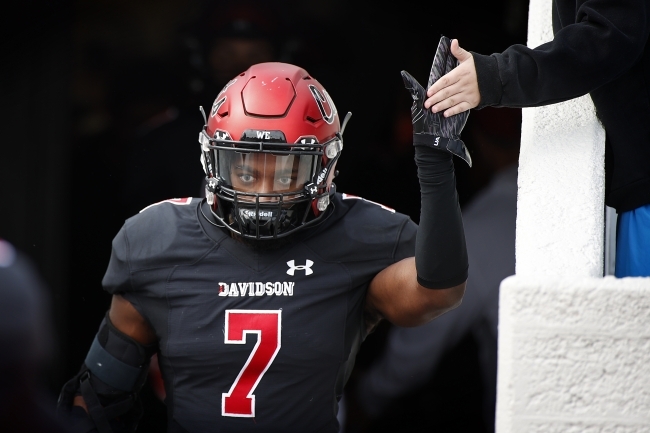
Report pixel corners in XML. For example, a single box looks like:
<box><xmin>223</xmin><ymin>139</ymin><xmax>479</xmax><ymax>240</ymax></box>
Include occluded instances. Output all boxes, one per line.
<box><xmin>0</xmin><ymin>0</ymin><xmax>527</xmax><ymax>431</ymax></box>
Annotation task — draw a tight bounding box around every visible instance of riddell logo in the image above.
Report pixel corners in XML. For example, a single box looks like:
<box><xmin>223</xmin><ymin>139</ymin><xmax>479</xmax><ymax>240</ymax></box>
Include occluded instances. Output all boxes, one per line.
<box><xmin>241</xmin><ymin>209</ymin><xmax>274</xmax><ymax>218</ymax></box>
<box><xmin>434</xmin><ymin>137</ymin><xmax>440</xmax><ymax>146</ymax></box>
<box><xmin>286</xmin><ymin>260</ymin><xmax>314</xmax><ymax>276</ymax></box>
<box><xmin>316</xmin><ymin>168</ymin><xmax>328</xmax><ymax>185</ymax></box>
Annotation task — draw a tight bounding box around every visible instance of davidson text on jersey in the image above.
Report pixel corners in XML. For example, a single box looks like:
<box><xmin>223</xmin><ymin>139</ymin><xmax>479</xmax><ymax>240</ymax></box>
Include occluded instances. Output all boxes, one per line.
<box><xmin>218</xmin><ymin>282</ymin><xmax>295</xmax><ymax>297</ymax></box>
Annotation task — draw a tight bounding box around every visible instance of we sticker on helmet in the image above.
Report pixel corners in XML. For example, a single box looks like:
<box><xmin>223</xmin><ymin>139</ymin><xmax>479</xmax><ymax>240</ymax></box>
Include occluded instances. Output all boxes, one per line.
<box><xmin>240</xmin><ymin>129</ymin><xmax>287</xmax><ymax>143</ymax></box>
<box><xmin>308</xmin><ymin>85</ymin><xmax>337</xmax><ymax>125</ymax></box>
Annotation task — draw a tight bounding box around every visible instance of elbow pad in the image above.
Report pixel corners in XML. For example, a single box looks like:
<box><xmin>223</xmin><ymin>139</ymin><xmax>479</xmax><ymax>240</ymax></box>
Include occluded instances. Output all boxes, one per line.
<box><xmin>57</xmin><ymin>313</ymin><xmax>157</xmax><ymax>433</ymax></box>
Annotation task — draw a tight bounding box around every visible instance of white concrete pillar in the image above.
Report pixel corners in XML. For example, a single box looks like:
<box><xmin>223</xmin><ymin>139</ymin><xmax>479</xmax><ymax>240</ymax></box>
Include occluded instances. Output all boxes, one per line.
<box><xmin>495</xmin><ymin>0</ymin><xmax>650</xmax><ymax>432</ymax></box>
<box><xmin>516</xmin><ymin>0</ymin><xmax>606</xmax><ymax>278</ymax></box>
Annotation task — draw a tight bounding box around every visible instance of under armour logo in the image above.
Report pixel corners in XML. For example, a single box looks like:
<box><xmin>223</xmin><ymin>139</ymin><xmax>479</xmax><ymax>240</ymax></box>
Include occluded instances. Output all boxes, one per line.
<box><xmin>305</xmin><ymin>183</ymin><xmax>317</xmax><ymax>196</ymax></box>
<box><xmin>286</xmin><ymin>260</ymin><xmax>314</xmax><ymax>276</ymax></box>
<box><xmin>214</xmin><ymin>130</ymin><xmax>231</xmax><ymax>140</ymax></box>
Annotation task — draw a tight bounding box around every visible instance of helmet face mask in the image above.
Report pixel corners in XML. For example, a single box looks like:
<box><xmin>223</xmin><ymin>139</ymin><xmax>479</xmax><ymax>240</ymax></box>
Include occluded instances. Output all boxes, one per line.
<box><xmin>214</xmin><ymin>142</ymin><xmax>320</xmax><ymax>239</ymax></box>
<box><xmin>198</xmin><ymin>62</ymin><xmax>345</xmax><ymax>240</ymax></box>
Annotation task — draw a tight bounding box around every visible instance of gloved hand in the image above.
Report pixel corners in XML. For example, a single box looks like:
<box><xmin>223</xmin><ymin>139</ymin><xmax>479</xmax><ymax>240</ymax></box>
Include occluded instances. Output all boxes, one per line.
<box><xmin>401</xmin><ymin>35</ymin><xmax>472</xmax><ymax>166</ymax></box>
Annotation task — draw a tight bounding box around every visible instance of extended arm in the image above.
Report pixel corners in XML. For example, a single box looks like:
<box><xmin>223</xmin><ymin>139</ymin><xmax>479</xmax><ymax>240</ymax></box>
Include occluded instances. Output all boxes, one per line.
<box><xmin>366</xmin><ymin>142</ymin><xmax>467</xmax><ymax>326</ymax></box>
<box><xmin>366</xmin><ymin>37</ymin><xmax>468</xmax><ymax>327</ymax></box>
<box><xmin>426</xmin><ymin>0</ymin><xmax>650</xmax><ymax>115</ymax></box>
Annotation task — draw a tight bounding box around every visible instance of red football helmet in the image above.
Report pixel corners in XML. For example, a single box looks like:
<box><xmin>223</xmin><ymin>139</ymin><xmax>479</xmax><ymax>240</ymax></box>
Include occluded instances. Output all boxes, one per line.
<box><xmin>198</xmin><ymin>62</ymin><xmax>350</xmax><ymax>239</ymax></box>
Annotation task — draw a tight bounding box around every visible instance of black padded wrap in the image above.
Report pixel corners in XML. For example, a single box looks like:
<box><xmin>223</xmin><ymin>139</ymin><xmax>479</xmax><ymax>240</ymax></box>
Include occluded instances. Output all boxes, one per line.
<box><xmin>86</xmin><ymin>315</ymin><xmax>152</xmax><ymax>392</ymax></box>
<box><xmin>414</xmin><ymin>144</ymin><xmax>468</xmax><ymax>288</ymax></box>
<box><xmin>57</xmin><ymin>313</ymin><xmax>157</xmax><ymax>433</ymax></box>
<box><xmin>98</xmin><ymin>314</ymin><xmax>151</xmax><ymax>365</ymax></box>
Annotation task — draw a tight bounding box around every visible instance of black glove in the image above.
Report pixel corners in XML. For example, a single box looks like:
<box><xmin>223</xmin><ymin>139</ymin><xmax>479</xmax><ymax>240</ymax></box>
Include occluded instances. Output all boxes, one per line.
<box><xmin>401</xmin><ymin>35</ymin><xmax>472</xmax><ymax>167</ymax></box>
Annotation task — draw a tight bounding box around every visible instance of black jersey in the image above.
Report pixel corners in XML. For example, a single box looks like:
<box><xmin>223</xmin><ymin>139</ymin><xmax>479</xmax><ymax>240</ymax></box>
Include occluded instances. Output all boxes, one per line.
<box><xmin>102</xmin><ymin>193</ymin><xmax>416</xmax><ymax>432</ymax></box>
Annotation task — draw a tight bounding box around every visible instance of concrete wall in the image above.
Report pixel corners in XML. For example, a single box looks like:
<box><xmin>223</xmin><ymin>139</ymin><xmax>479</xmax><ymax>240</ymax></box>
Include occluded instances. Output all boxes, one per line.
<box><xmin>497</xmin><ymin>277</ymin><xmax>650</xmax><ymax>432</ymax></box>
<box><xmin>495</xmin><ymin>0</ymin><xmax>650</xmax><ymax>431</ymax></box>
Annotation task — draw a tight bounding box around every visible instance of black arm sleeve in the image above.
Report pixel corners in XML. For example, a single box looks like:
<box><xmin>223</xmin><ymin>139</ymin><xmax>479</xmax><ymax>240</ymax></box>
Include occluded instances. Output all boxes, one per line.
<box><xmin>474</xmin><ymin>0</ymin><xmax>650</xmax><ymax>108</ymax></box>
<box><xmin>414</xmin><ymin>145</ymin><xmax>468</xmax><ymax>288</ymax></box>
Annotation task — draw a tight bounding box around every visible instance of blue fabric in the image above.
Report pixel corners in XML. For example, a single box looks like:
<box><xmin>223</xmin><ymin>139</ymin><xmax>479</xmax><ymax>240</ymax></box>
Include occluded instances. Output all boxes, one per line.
<box><xmin>615</xmin><ymin>203</ymin><xmax>650</xmax><ymax>277</ymax></box>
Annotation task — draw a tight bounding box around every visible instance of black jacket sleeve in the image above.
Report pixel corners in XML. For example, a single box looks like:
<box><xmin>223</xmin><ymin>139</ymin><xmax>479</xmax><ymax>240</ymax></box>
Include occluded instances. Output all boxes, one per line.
<box><xmin>473</xmin><ymin>0</ymin><xmax>650</xmax><ymax>108</ymax></box>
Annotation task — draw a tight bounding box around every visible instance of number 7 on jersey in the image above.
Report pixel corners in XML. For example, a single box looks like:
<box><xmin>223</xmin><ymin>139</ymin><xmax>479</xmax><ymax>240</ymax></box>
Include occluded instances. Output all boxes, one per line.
<box><xmin>222</xmin><ymin>310</ymin><xmax>282</xmax><ymax>417</ymax></box>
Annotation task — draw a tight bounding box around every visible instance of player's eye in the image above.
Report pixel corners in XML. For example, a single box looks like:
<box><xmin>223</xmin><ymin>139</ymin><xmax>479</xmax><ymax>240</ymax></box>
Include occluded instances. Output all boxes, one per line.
<box><xmin>276</xmin><ymin>176</ymin><xmax>292</xmax><ymax>186</ymax></box>
<box><xmin>238</xmin><ymin>173</ymin><xmax>255</xmax><ymax>184</ymax></box>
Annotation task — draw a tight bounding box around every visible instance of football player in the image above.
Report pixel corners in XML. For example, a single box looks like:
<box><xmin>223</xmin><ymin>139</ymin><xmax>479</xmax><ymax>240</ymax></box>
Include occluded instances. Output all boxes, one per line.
<box><xmin>59</xmin><ymin>37</ymin><xmax>470</xmax><ymax>433</ymax></box>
